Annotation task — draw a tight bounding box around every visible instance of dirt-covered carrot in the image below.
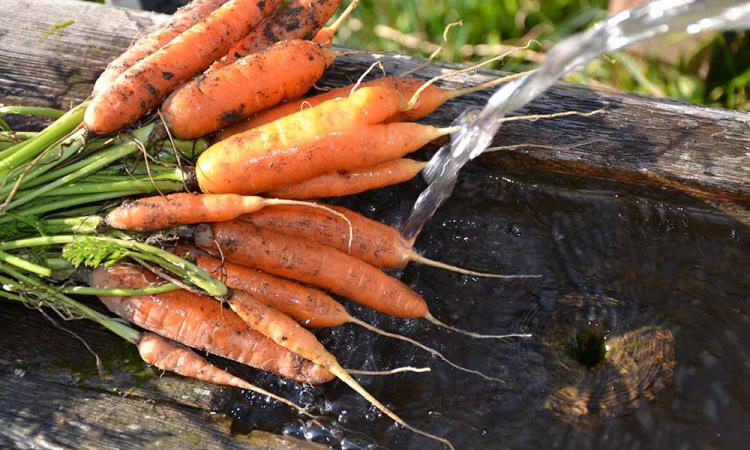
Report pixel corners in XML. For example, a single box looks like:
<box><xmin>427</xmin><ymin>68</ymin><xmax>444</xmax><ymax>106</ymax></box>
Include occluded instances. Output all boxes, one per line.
<box><xmin>242</xmin><ymin>204</ymin><xmax>539</xmax><ymax>279</ymax></box>
<box><xmin>195</xmin><ymin>221</ymin><xmax>426</xmax><ymax>318</ymax></box>
<box><xmin>226</xmin><ymin>288</ymin><xmax>454</xmax><ymax>449</ymax></box>
<box><xmin>217</xmin><ymin>73</ymin><xmax>525</xmax><ymax>140</ymax></box>
<box><xmin>266</xmin><ymin>159</ymin><xmax>427</xmax><ymax>199</ymax></box>
<box><xmin>85</xmin><ymin>0</ymin><xmax>282</xmax><ymax>135</ymax></box>
<box><xmin>137</xmin><ymin>332</ymin><xmax>316</xmax><ymax>417</ymax></box>
<box><xmin>217</xmin><ymin>0</ymin><xmax>344</xmax><ymax>68</ymax></box>
<box><xmin>162</xmin><ymin>40</ymin><xmax>336</xmax><ymax>139</ymax></box>
<box><xmin>194</xmin><ymin>221</ymin><xmax>527</xmax><ymax>340</ymax></box>
<box><xmin>163</xmin><ymin>0</ymin><xmax>360</xmax><ymax>138</ymax></box>
<box><xmin>180</xmin><ymin>248</ymin><xmax>510</xmax><ymax>382</ymax></box>
<box><xmin>91</xmin><ymin>263</ymin><xmax>333</xmax><ymax>384</ymax></box>
<box><xmin>104</xmin><ymin>192</ymin><xmax>349</xmax><ymax>231</ymax></box>
<box><xmin>178</xmin><ymin>247</ymin><xmax>349</xmax><ymax>327</ymax></box>
<box><xmin>92</xmin><ymin>0</ymin><xmax>230</xmax><ymax>96</ymax></box>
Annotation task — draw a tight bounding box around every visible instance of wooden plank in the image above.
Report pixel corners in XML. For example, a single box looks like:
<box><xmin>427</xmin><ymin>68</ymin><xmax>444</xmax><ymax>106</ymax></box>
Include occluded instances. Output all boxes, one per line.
<box><xmin>0</xmin><ymin>0</ymin><xmax>748</xmax><ymax>201</ymax></box>
<box><xmin>0</xmin><ymin>303</ymin><xmax>323</xmax><ymax>450</ymax></box>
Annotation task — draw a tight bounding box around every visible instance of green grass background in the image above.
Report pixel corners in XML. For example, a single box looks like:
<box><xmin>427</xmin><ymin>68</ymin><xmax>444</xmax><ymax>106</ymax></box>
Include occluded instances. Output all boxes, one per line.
<box><xmin>334</xmin><ymin>0</ymin><xmax>750</xmax><ymax>111</ymax></box>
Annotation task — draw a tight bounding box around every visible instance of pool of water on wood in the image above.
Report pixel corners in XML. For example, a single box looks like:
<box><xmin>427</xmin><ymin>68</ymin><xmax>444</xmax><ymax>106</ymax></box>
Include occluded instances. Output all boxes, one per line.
<box><xmin>205</xmin><ymin>151</ymin><xmax>750</xmax><ymax>449</ymax></box>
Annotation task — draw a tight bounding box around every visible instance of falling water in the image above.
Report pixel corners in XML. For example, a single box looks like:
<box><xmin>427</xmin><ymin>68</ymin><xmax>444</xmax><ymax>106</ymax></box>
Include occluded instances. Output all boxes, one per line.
<box><xmin>402</xmin><ymin>0</ymin><xmax>750</xmax><ymax>241</ymax></box>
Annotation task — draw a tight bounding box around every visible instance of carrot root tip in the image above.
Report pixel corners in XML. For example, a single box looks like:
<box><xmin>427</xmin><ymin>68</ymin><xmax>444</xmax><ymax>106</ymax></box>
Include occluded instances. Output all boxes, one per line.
<box><xmin>425</xmin><ymin>312</ymin><xmax>532</xmax><ymax>340</ymax></box>
<box><xmin>409</xmin><ymin>252</ymin><xmax>542</xmax><ymax>279</ymax></box>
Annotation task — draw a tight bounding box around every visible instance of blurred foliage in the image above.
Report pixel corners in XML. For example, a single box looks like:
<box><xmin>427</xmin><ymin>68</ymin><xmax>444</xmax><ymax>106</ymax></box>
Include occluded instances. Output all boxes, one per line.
<box><xmin>334</xmin><ymin>0</ymin><xmax>750</xmax><ymax>111</ymax></box>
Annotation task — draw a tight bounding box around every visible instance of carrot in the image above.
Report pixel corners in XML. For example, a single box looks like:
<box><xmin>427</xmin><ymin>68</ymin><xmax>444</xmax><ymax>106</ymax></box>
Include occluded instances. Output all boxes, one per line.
<box><xmin>194</xmin><ymin>220</ymin><xmax>528</xmax><ymax>340</ymax></box>
<box><xmin>162</xmin><ymin>0</ymin><xmax>360</xmax><ymax>138</ymax></box>
<box><xmin>177</xmin><ymin>247</ymin><xmax>349</xmax><ymax>327</ymax></box>
<box><xmin>84</xmin><ymin>0</ymin><xmax>282</xmax><ymax>135</ymax></box>
<box><xmin>196</xmin><ymin>220</ymin><xmax>425</xmax><ymax>318</ymax></box>
<box><xmin>90</xmin><ymin>263</ymin><xmax>333</xmax><ymax>384</ymax></box>
<box><xmin>226</xmin><ymin>288</ymin><xmax>454</xmax><ymax>450</ymax></box>
<box><xmin>217</xmin><ymin>72</ymin><xmax>526</xmax><ymax>140</ymax></box>
<box><xmin>104</xmin><ymin>192</ymin><xmax>350</xmax><ymax>232</ymax></box>
<box><xmin>266</xmin><ymin>158</ymin><xmax>427</xmax><ymax>199</ymax></box>
<box><xmin>92</xmin><ymin>0</ymin><xmax>230</xmax><ymax>96</ymax></box>
<box><xmin>180</xmin><ymin>248</ymin><xmax>510</xmax><ymax>382</ymax></box>
<box><xmin>137</xmin><ymin>332</ymin><xmax>316</xmax><ymax>417</ymax></box>
<box><xmin>217</xmin><ymin>0</ymin><xmax>345</xmax><ymax>68</ymax></box>
<box><xmin>161</xmin><ymin>40</ymin><xmax>336</xmax><ymax>139</ymax></box>
<box><xmin>195</xmin><ymin>85</ymin><xmax>408</xmax><ymax>193</ymax></box>
<box><xmin>243</xmin><ymin>204</ymin><xmax>539</xmax><ymax>279</ymax></box>
<box><xmin>198</xmin><ymin>121</ymin><xmax>452</xmax><ymax>194</ymax></box>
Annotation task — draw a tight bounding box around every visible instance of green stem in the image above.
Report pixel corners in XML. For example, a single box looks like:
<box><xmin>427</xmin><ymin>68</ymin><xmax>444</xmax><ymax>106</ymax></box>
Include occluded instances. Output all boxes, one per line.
<box><xmin>0</xmin><ymin>131</ymin><xmax>37</xmax><ymax>152</ymax></box>
<box><xmin>0</xmin><ymin>106</ymin><xmax>65</xmax><ymax>119</ymax></box>
<box><xmin>0</xmin><ymin>129</ymin><xmax>87</xmax><ymax>201</ymax></box>
<box><xmin>62</xmin><ymin>284</ymin><xmax>179</xmax><ymax>296</ymax></box>
<box><xmin>31</xmin><ymin>179</ymin><xmax>183</xmax><ymax>197</ymax></box>
<box><xmin>0</xmin><ymin>249</ymin><xmax>51</xmax><ymax>276</ymax></box>
<box><xmin>10</xmin><ymin>128</ymin><xmax>154</xmax><ymax>194</ymax></box>
<box><xmin>0</xmin><ymin>101</ymin><xmax>88</xmax><ymax>178</ymax></box>
<box><xmin>0</xmin><ymin>191</ymin><xmax>144</xmax><ymax>223</ymax></box>
<box><xmin>4</xmin><ymin>124</ymin><xmax>154</xmax><ymax>211</ymax></box>
<box><xmin>0</xmin><ymin>289</ymin><xmax>25</xmax><ymax>302</ymax></box>
<box><xmin>0</xmin><ymin>265</ymin><xmax>140</xmax><ymax>344</ymax></box>
<box><xmin>41</xmin><ymin>216</ymin><xmax>103</xmax><ymax>234</ymax></box>
<box><xmin>0</xmin><ymin>235</ymin><xmax>227</xmax><ymax>298</ymax></box>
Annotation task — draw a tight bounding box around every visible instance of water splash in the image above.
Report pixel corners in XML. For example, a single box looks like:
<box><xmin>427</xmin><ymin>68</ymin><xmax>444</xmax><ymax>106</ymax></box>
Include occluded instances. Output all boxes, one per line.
<box><xmin>402</xmin><ymin>0</ymin><xmax>750</xmax><ymax>241</ymax></box>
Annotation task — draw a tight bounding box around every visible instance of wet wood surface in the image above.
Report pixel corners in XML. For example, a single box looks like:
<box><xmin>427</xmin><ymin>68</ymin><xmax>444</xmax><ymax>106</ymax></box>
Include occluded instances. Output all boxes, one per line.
<box><xmin>0</xmin><ymin>0</ymin><xmax>748</xmax><ymax>448</ymax></box>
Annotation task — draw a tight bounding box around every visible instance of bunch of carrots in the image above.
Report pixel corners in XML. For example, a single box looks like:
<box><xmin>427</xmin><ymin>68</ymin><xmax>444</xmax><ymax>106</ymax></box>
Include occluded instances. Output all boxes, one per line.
<box><xmin>0</xmin><ymin>0</ymin><xmax>605</xmax><ymax>447</ymax></box>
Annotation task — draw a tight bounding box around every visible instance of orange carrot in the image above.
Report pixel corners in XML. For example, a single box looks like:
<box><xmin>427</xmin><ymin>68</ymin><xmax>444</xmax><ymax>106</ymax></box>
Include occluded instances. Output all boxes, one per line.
<box><xmin>199</xmin><ymin>121</ymin><xmax>449</xmax><ymax>194</ymax></box>
<box><xmin>162</xmin><ymin>40</ymin><xmax>336</xmax><ymax>139</ymax></box>
<box><xmin>104</xmin><ymin>192</ymin><xmax>347</xmax><ymax>231</ymax></box>
<box><xmin>92</xmin><ymin>0</ymin><xmax>229</xmax><ymax>96</ymax></box>
<box><xmin>85</xmin><ymin>0</ymin><xmax>282</xmax><ymax>135</ymax></box>
<box><xmin>195</xmin><ymin>221</ymin><xmax>427</xmax><ymax>318</ymax></box>
<box><xmin>198</xmin><ymin>120</ymin><xmax>450</xmax><ymax>194</ymax></box>
<box><xmin>180</xmin><ymin>248</ymin><xmax>512</xmax><ymax>383</ymax></box>
<box><xmin>91</xmin><ymin>263</ymin><xmax>333</xmax><ymax>384</ymax></box>
<box><xmin>176</xmin><ymin>247</ymin><xmax>350</xmax><ymax>327</ymax></box>
<box><xmin>217</xmin><ymin>73</ymin><xmax>523</xmax><ymax>140</ymax></box>
<box><xmin>218</xmin><ymin>0</ymin><xmax>343</xmax><ymax>68</ymax></box>
<box><xmin>266</xmin><ymin>158</ymin><xmax>427</xmax><ymax>199</ymax></box>
<box><xmin>195</xmin><ymin>85</ymin><xmax>410</xmax><ymax>193</ymax></box>
<box><xmin>193</xmin><ymin>221</ymin><xmax>528</xmax><ymax>341</ymax></box>
<box><xmin>226</xmin><ymin>288</ymin><xmax>454</xmax><ymax>449</ymax></box>
<box><xmin>137</xmin><ymin>332</ymin><xmax>316</xmax><ymax>417</ymax></box>
<box><xmin>243</xmin><ymin>204</ymin><xmax>538</xmax><ymax>279</ymax></box>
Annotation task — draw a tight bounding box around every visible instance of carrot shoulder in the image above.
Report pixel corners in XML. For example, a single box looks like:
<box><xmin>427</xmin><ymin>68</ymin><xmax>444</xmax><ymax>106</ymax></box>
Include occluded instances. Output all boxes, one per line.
<box><xmin>91</xmin><ymin>263</ymin><xmax>333</xmax><ymax>384</ymax></box>
<box><xmin>85</xmin><ymin>0</ymin><xmax>282</xmax><ymax>135</ymax></box>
